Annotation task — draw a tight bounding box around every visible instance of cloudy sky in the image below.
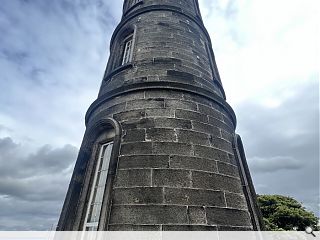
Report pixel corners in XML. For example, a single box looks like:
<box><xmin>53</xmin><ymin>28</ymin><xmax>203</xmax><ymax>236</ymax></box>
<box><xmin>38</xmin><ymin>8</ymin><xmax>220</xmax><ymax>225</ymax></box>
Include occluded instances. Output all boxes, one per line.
<box><xmin>0</xmin><ymin>0</ymin><xmax>318</xmax><ymax>230</ymax></box>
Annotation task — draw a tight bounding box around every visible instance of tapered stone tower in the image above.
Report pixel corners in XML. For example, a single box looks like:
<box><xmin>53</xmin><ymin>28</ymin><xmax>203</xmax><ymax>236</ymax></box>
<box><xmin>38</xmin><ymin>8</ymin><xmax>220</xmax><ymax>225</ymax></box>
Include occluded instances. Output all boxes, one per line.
<box><xmin>58</xmin><ymin>0</ymin><xmax>263</xmax><ymax>231</ymax></box>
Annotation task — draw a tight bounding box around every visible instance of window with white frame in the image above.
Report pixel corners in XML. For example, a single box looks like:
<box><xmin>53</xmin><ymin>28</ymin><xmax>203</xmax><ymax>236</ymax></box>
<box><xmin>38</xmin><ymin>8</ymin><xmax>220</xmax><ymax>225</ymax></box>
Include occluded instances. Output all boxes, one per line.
<box><xmin>83</xmin><ymin>142</ymin><xmax>113</xmax><ymax>231</ymax></box>
<box><xmin>121</xmin><ymin>34</ymin><xmax>134</xmax><ymax>65</ymax></box>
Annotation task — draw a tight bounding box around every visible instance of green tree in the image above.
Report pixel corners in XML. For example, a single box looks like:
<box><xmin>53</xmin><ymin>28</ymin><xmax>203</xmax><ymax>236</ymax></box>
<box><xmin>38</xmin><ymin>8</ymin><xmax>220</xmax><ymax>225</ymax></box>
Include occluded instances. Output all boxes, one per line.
<box><xmin>257</xmin><ymin>195</ymin><xmax>319</xmax><ymax>231</ymax></box>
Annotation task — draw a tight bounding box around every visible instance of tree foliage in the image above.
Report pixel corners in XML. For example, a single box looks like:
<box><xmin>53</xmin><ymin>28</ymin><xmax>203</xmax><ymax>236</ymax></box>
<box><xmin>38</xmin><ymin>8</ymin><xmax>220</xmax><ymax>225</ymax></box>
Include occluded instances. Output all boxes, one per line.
<box><xmin>257</xmin><ymin>195</ymin><xmax>319</xmax><ymax>231</ymax></box>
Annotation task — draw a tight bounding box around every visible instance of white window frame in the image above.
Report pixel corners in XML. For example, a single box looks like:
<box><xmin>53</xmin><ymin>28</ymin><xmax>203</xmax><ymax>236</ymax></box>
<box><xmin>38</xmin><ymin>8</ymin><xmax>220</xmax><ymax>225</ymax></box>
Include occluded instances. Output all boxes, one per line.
<box><xmin>83</xmin><ymin>142</ymin><xmax>113</xmax><ymax>231</ymax></box>
<box><xmin>121</xmin><ymin>34</ymin><xmax>134</xmax><ymax>65</ymax></box>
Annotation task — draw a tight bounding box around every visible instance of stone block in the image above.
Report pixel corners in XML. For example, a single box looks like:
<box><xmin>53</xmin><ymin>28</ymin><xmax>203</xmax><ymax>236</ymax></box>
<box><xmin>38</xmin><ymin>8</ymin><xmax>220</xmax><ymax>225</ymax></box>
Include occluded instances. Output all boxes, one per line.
<box><xmin>169</xmin><ymin>155</ymin><xmax>217</xmax><ymax>173</ymax></box>
<box><xmin>164</xmin><ymin>188</ymin><xmax>225</xmax><ymax>207</ymax></box>
<box><xmin>206</xmin><ymin>207</ymin><xmax>251</xmax><ymax>226</ymax></box>
<box><xmin>220</xmin><ymin>129</ymin><xmax>234</xmax><ymax>142</ymax></box>
<box><xmin>118</xmin><ymin>155</ymin><xmax>169</xmax><ymax>169</ymax></box>
<box><xmin>146</xmin><ymin>128</ymin><xmax>176</xmax><ymax>142</ymax></box>
<box><xmin>145</xmin><ymin>90</ymin><xmax>183</xmax><ymax>99</ymax></box>
<box><xmin>176</xmin><ymin>109</ymin><xmax>208</xmax><ymax>123</ymax></box>
<box><xmin>208</xmin><ymin>116</ymin><xmax>233</xmax><ymax>132</ymax></box>
<box><xmin>126</xmin><ymin>99</ymin><xmax>164</xmax><ymax>110</ymax></box>
<box><xmin>113</xmin><ymin>110</ymin><xmax>145</xmax><ymax>122</ymax></box>
<box><xmin>182</xmin><ymin>93</ymin><xmax>213</xmax><ymax>106</ymax></box>
<box><xmin>192</xmin><ymin>171</ymin><xmax>242</xmax><ymax>193</ymax></box>
<box><xmin>162</xmin><ymin>225</ymin><xmax>217</xmax><ymax>231</ymax></box>
<box><xmin>153</xmin><ymin>169</ymin><xmax>191</xmax><ymax>188</ymax></box>
<box><xmin>122</xmin><ymin>129</ymin><xmax>145</xmax><ymax>143</ymax></box>
<box><xmin>108</xmin><ymin>224</ymin><xmax>161</xmax><ymax>231</ymax></box>
<box><xmin>192</xmin><ymin>121</ymin><xmax>220</xmax><ymax>136</ymax></box>
<box><xmin>113</xmin><ymin>187</ymin><xmax>164</xmax><ymax>205</ymax></box>
<box><xmin>188</xmin><ymin>207</ymin><xmax>206</xmax><ymax>224</ymax></box>
<box><xmin>222</xmin><ymin>114</ymin><xmax>235</xmax><ymax>130</ymax></box>
<box><xmin>225</xmin><ymin>192</ymin><xmax>248</xmax><ymax>210</ymax></box>
<box><xmin>165</xmin><ymin>99</ymin><xmax>198</xmax><ymax>111</ymax></box>
<box><xmin>217</xmin><ymin>162</ymin><xmax>240</xmax><ymax>178</ymax></box>
<box><xmin>198</xmin><ymin>104</ymin><xmax>223</xmax><ymax>120</ymax></box>
<box><xmin>210</xmin><ymin>137</ymin><xmax>234</xmax><ymax>153</ymax></box>
<box><xmin>217</xmin><ymin>225</ymin><xmax>253</xmax><ymax>231</ymax></box>
<box><xmin>176</xmin><ymin>129</ymin><xmax>210</xmax><ymax>145</ymax></box>
<box><xmin>122</xmin><ymin>118</ymin><xmax>155</xmax><ymax>130</ymax></box>
<box><xmin>153</xmin><ymin>142</ymin><xmax>193</xmax><ymax>155</ymax></box>
<box><xmin>120</xmin><ymin>142</ymin><xmax>152</xmax><ymax>155</ymax></box>
<box><xmin>154</xmin><ymin>118</ymin><xmax>192</xmax><ymax>129</ymax></box>
<box><xmin>193</xmin><ymin>145</ymin><xmax>229</xmax><ymax>162</ymax></box>
<box><xmin>114</xmin><ymin>169</ymin><xmax>151</xmax><ymax>187</ymax></box>
<box><xmin>109</xmin><ymin>205</ymin><xmax>188</xmax><ymax>225</ymax></box>
<box><xmin>145</xmin><ymin>108</ymin><xmax>175</xmax><ymax>117</ymax></box>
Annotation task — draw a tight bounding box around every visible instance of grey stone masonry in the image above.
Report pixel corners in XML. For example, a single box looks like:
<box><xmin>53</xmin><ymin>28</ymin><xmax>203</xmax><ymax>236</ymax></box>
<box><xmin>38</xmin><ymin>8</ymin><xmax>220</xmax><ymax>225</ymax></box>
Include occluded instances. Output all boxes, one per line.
<box><xmin>57</xmin><ymin>0</ymin><xmax>264</xmax><ymax>231</ymax></box>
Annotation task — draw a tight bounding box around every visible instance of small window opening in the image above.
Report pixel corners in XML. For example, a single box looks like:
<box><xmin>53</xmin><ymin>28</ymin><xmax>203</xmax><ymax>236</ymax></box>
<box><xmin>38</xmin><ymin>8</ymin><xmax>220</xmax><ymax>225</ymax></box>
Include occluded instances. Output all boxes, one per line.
<box><xmin>121</xmin><ymin>34</ymin><xmax>134</xmax><ymax>65</ymax></box>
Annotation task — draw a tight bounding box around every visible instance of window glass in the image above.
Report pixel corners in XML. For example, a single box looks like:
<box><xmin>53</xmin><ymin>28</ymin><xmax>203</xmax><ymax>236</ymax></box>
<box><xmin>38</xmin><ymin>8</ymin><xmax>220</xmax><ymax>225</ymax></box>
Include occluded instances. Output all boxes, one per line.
<box><xmin>121</xmin><ymin>35</ymin><xmax>133</xmax><ymax>65</ymax></box>
<box><xmin>84</xmin><ymin>142</ymin><xmax>113</xmax><ymax>231</ymax></box>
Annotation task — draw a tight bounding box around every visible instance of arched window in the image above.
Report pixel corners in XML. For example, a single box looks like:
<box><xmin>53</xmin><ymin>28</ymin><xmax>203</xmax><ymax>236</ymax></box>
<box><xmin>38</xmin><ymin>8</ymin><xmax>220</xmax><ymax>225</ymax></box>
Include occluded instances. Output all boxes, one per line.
<box><xmin>103</xmin><ymin>27</ymin><xmax>136</xmax><ymax>80</ymax></box>
<box><xmin>82</xmin><ymin>118</ymin><xmax>121</xmax><ymax>231</ymax></box>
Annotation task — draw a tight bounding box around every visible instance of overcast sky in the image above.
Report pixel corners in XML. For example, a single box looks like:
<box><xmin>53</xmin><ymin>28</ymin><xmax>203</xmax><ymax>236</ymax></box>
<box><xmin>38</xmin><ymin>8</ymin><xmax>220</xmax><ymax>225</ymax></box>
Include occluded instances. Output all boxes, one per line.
<box><xmin>0</xmin><ymin>0</ymin><xmax>318</xmax><ymax>230</ymax></box>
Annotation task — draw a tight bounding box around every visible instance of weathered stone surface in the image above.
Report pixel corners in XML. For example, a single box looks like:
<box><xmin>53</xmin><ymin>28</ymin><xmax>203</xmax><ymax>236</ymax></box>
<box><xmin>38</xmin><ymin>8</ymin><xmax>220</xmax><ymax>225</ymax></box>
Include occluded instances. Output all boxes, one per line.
<box><xmin>146</xmin><ymin>128</ymin><xmax>176</xmax><ymax>142</ymax></box>
<box><xmin>110</xmin><ymin>205</ymin><xmax>189</xmax><ymax>225</ymax></box>
<box><xmin>154</xmin><ymin>118</ymin><xmax>192</xmax><ymax>129</ymax></box>
<box><xmin>122</xmin><ymin>129</ymin><xmax>145</xmax><ymax>143</ymax></box>
<box><xmin>192</xmin><ymin>171</ymin><xmax>242</xmax><ymax>193</ymax></box>
<box><xmin>165</xmin><ymin>188</ymin><xmax>225</xmax><ymax>207</ymax></box>
<box><xmin>109</xmin><ymin>224</ymin><xmax>161</xmax><ymax>231</ymax></box>
<box><xmin>153</xmin><ymin>169</ymin><xmax>191</xmax><ymax>188</ymax></box>
<box><xmin>176</xmin><ymin>129</ymin><xmax>210</xmax><ymax>146</ymax></box>
<box><xmin>176</xmin><ymin>109</ymin><xmax>208</xmax><ymax>123</ymax></box>
<box><xmin>122</xmin><ymin>118</ymin><xmax>155</xmax><ymax>130</ymax></box>
<box><xmin>206</xmin><ymin>207</ymin><xmax>251</xmax><ymax>226</ymax></box>
<box><xmin>113</xmin><ymin>187</ymin><xmax>163</xmax><ymax>205</ymax></box>
<box><xmin>165</xmin><ymin>99</ymin><xmax>198</xmax><ymax>111</ymax></box>
<box><xmin>192</xmin><ymin>121</ymin><xmax>220</xmax><ymax>136</ymax></box>
<box><xmin>225</xmin><ymin>192</ymin><xmax>248</xmax><ymax>210</ymax></box>
<box><xmin>188</xmin><ymin>207</ymin><xmax>207</xmax><ymax>224</ymax></box>
<box><xmin>118</xmin><ymin>155</ymin><xmax>169</xmax><ymax>169</ymax></box>
<box><xmin>193</xmin><ymin>145</ymin><xmax>230</xmax><ymax>162</ymax></box>
<box><xmin>169</xmin><ymin>155</ymin><xmax>217</xmax><ymax>173</ymax></box>
<box><xmin>217</xmin><ymin>162</ymin><xmax>240</xmax><ymax>178</ymax></box>
<box><xmin>120</xmin><ymin>142</ymin><xmax>152</xmax><ymax>155</ymax></box>
<box><xmin>162</xmin><ymin>225</ymin><xmax>218</xmax><ymax>231</ymax></box>
<box><xmin>153</xmin><ymin>142</ymin><xmax>193</xmax><ymax>155</ymax></box>
<box><xmin>113</xmin><ymin>110</ymin><xmax>145</xmax><ymax>122</ymax></box>
<box><xmin>114</xmin><ymin>169</ymin><xmax>151</xmax><ymax>187</ymax></box>
<box><xmin>126</xmin><ymin>99</ymin><xmax>164</xmax><ymax>110</ymax></box>
<box><xmin>145</xmin><ymin>108</ymin><xmax>174</xmax><ymax>117</ymax></box>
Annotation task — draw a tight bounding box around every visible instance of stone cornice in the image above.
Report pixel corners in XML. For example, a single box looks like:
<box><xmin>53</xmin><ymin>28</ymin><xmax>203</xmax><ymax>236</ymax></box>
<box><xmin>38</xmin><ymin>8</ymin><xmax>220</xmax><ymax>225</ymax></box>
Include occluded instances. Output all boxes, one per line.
<box><xmin>85</xmin><ymin>81</ymin><xmax>237</xmax><ymax>129</ymax></box>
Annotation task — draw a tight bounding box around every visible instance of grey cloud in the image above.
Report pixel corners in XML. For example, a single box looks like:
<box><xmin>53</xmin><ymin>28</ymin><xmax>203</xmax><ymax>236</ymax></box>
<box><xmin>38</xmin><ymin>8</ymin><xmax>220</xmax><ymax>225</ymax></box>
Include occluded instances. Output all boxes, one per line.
<box><xmin>248</xmin><ymin>156</ymin><xmax>304</xmax><ymax>173</ymax></box>
<box><xmin>235</xmin><ymin>79</ymin><xmax>319</xmax><ymax>215</ymax></box>
<box><xmin>0</xmin><ymin>137</ymin><xmax>77</xmax><ymax>178</ymax></box>
<box><xmin>0</xmin><ymin>137</ymin><xmax>77</xmax><ymax>230</ymax></box>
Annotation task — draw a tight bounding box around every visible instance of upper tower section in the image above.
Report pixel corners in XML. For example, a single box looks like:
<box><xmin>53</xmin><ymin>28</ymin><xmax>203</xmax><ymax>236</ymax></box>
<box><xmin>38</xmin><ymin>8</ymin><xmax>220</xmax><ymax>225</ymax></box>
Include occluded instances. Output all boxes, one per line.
<box><xmin>122</xmin><ymin>0</ymin><xmax>202</xmax><ymax>20</ymax></box>
<box><xmin>90</xmin><ymin>0</ymin><xmax>227</xmax><ymax>125</ymax></box>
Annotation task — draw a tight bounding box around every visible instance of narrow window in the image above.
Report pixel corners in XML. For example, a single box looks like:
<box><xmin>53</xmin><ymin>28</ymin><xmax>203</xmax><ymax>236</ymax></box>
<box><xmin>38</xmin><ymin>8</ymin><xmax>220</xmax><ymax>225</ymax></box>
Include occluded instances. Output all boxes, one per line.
<box><xmin>83</xmin><ymin>142</ymin><xmax>113</xmax><ymax>231</ymax></box>
<box><xmin>121</xmin><ymin>34</ymin><xmax>134</xmax><ymax>65</ymax></box>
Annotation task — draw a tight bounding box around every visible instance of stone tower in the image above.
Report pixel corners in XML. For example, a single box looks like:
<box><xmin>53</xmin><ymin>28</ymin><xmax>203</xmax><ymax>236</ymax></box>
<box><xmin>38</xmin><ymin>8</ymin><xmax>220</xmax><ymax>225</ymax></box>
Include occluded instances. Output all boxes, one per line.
<box><xmin>58</xmin><ymin>0</ymin><xmax>263</xmax><ymax>231</ymax></box>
